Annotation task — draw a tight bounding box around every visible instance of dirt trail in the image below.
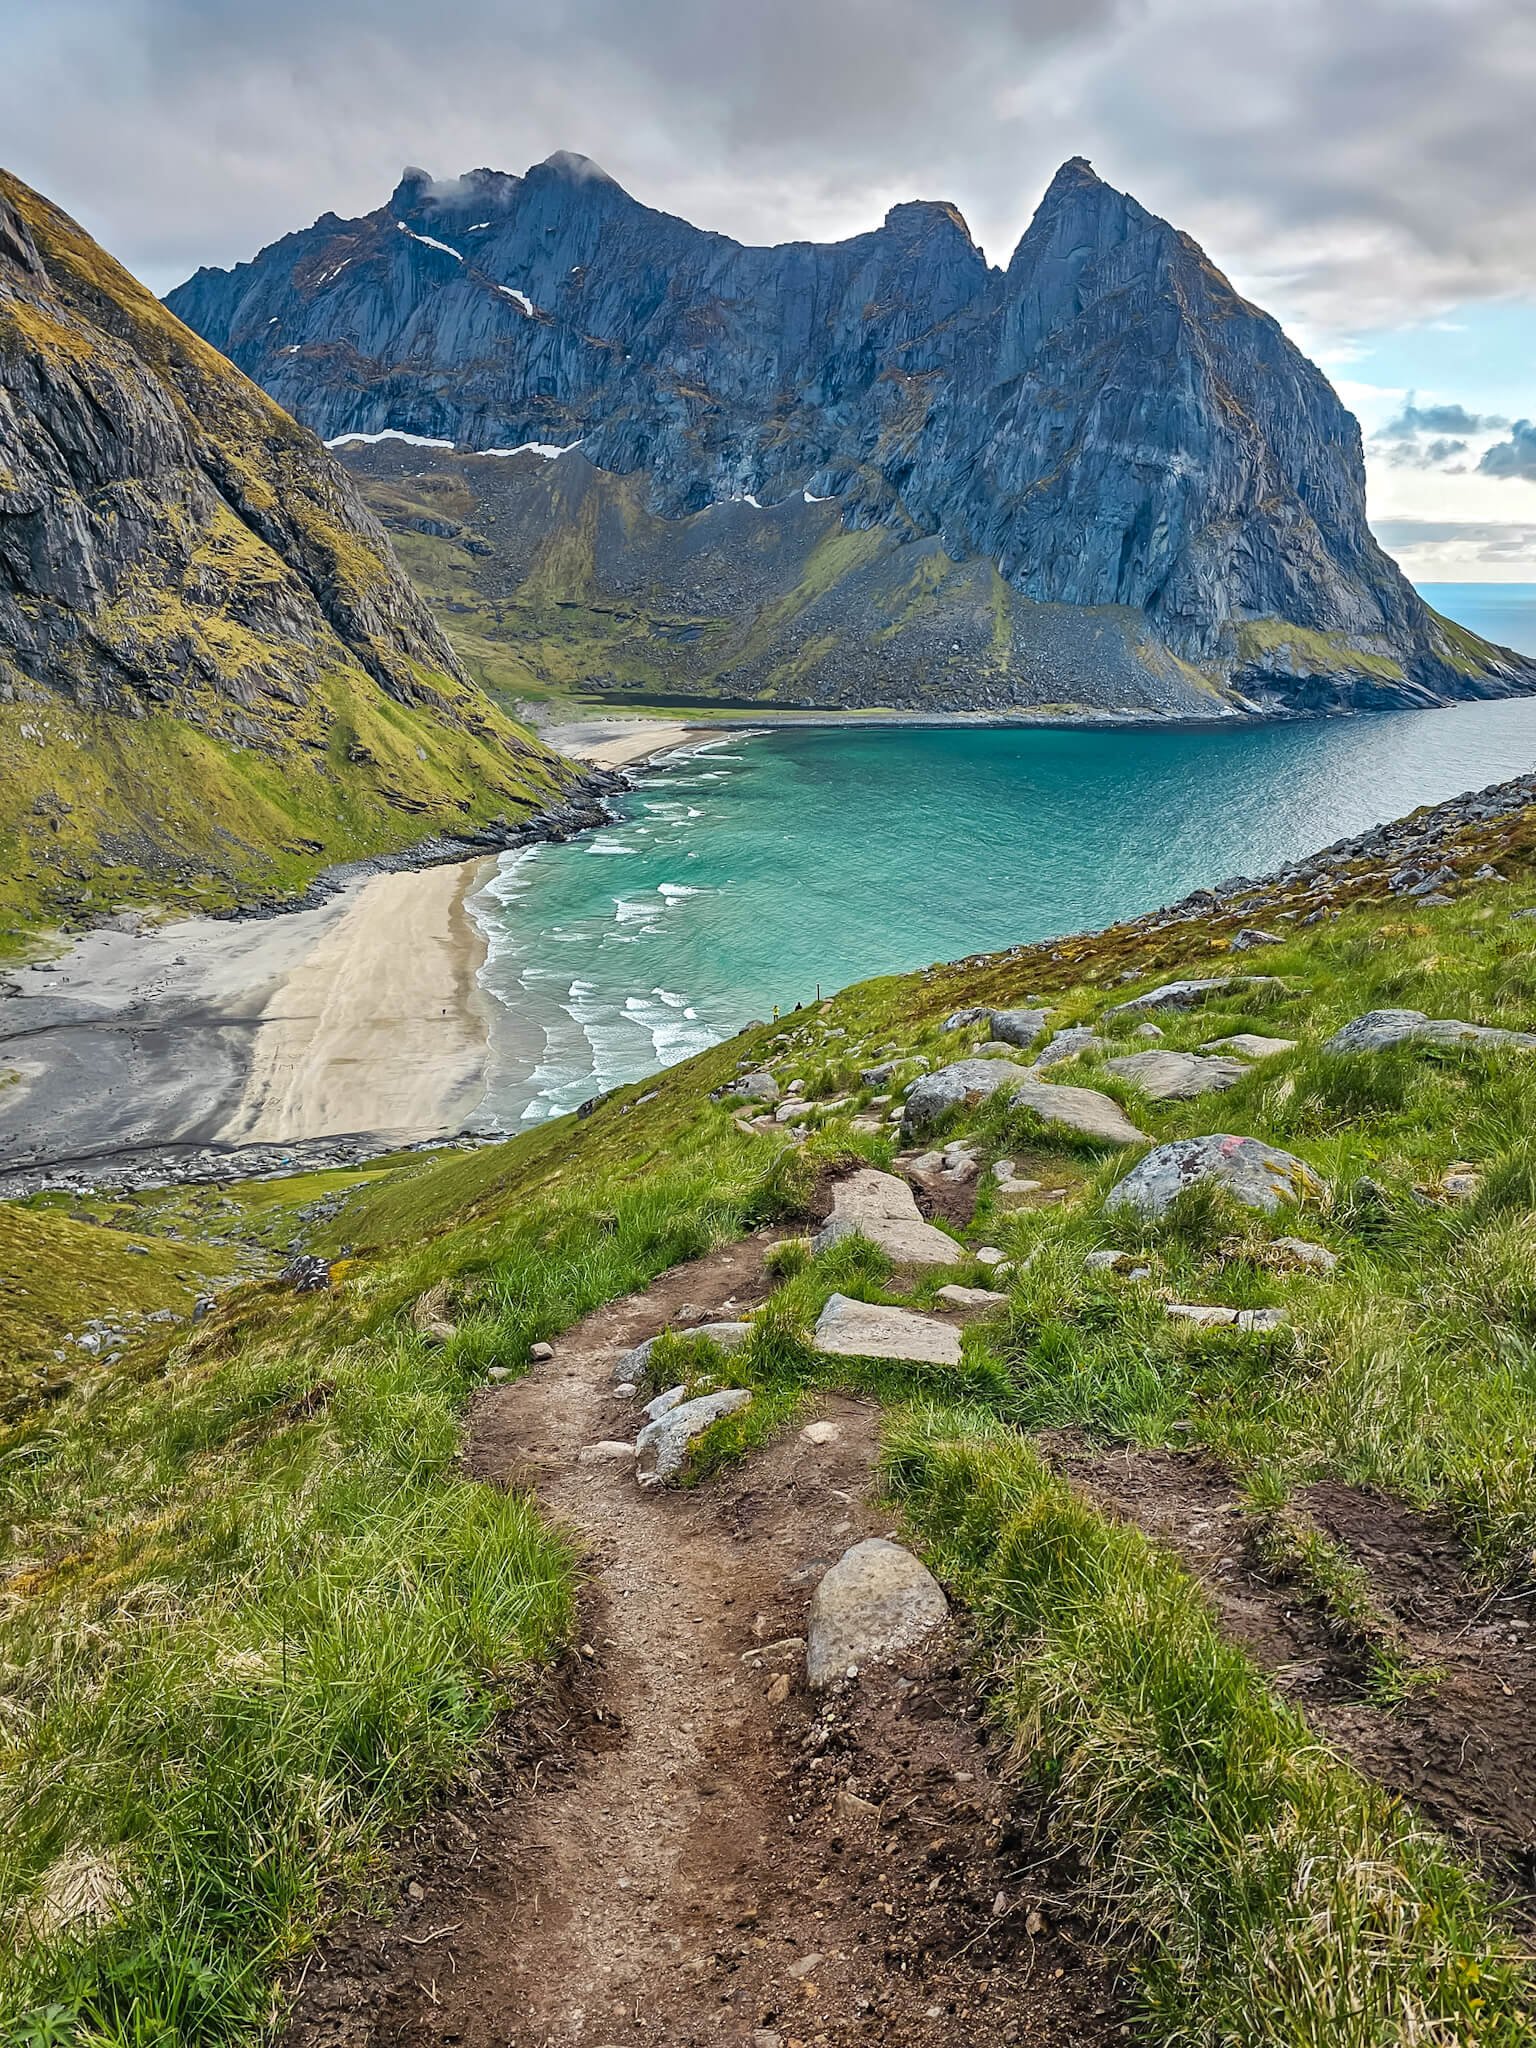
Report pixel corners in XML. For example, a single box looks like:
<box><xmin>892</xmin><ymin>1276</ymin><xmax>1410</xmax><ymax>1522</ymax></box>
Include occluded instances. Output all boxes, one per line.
<box><xmin>286</xmin><ymin>1231</ymin><xmax>1122</xmax><ymax>2047</ymax></box>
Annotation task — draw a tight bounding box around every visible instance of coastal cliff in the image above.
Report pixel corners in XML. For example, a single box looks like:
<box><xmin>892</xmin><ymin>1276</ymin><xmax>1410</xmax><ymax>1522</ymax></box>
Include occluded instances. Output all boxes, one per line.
<box><xmin>168</xmin><ymin>154</ymin><xmax>1535</xmax><ymax>717</ymax></box>
<box><xmin>0</xmin><ymin>170</ymin><xmax>575</xmax><ymax>941</ymax></box>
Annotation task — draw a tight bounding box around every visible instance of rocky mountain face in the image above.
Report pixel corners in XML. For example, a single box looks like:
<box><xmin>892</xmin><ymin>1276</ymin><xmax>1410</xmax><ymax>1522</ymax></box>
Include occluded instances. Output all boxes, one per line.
<box><xmin>0</xmin><ymin>170</ymin><xmax>572</xmax><ymax>938</ymax></box>
<box><xmin>168</xmin><ymin>154</ymin><xmax>1534</xmax><ymax>716</ymax></box>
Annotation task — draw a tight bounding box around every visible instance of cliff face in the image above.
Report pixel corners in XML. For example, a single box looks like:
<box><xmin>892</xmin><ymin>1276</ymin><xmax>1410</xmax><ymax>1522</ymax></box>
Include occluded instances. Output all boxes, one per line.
<box><xmin>168</xmin><ymin>154</ymin><xmax>1534</xmax><ymax>716</ymax></box>
<box><xmin>0</xmin><ymin>171</ymin><xmax>570</xmax><ymax>937</ymax></box>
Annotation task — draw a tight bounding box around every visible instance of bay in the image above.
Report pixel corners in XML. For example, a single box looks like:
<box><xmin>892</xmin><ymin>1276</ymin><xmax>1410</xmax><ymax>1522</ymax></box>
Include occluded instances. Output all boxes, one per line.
<box><xmin>473</xmin><ymin>683</ymin><xmax>1536</xmax><ymax>1127</ymax></box>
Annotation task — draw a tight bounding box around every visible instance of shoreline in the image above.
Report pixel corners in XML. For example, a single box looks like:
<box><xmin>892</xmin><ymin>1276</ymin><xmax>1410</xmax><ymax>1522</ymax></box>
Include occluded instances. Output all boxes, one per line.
<box><xmin>0</xmin><ymin>855</ymin><xmax>509</xmax><ymax>1198</ymax></box>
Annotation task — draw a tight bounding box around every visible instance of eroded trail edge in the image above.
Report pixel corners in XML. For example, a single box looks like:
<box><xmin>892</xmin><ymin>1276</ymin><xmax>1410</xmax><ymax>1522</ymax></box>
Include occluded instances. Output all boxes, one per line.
<box><xmin>285</xmin><ymin>1231</ymin><xmax>1120</xmax><ymax>2048</ymax></box>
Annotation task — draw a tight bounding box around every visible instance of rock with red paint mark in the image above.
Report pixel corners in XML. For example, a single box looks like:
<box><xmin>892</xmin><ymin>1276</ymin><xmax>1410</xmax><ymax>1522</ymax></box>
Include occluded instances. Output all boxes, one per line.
<box><xmin>1106</xmin><ymin>1133</ymin><xmax>1322</xmax><ymax>1218</ymax></box>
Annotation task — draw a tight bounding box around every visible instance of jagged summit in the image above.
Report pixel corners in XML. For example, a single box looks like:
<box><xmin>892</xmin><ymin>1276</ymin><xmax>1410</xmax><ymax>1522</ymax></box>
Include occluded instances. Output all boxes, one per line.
<box><xmin>164</xmin><ymin>155</ymin><xmax>1536</xmax><ymax>718</ymax></box>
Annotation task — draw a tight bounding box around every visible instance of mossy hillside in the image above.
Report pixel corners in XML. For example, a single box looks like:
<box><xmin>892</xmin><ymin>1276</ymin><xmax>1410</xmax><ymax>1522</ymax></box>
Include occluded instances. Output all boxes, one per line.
<box><xmin>9</xmin><ymin>811</ymin><xmax>1536</xmax><ymax>2036</ymax></box>
<box><xmin>0</xmin><ymin>171</ymin><xmax>574</xmax><ymax>946</ymax></box>
<box><xmin>1235</xmin><ymin>615</ymin><xmax>1408</xmax><ymax>683</ymax></box>
<box><xmin>0</xmin><ymin>665</ymin><xmax>568</xmax><ymax>949</ymax></box>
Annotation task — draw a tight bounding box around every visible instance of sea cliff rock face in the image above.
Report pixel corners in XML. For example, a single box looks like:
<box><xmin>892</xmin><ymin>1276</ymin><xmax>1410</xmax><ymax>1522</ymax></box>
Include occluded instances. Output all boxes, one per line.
<box><xmin>167</xmin><ymin>154</ymin><xmax>1535</xmax><ymax>716</ymax></box>
<box><xmin>0</xmin><ymin>170</ymin><xmax>570</xmax><ymax>933</ymax></box>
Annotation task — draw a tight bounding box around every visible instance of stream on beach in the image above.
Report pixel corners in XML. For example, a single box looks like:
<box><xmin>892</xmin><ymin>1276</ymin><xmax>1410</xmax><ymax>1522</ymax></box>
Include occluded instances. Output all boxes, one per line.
<box><xmin>472</xmin><ymin>590</ymin><xmax>1536</xmax><ymax>1127</ymax></box>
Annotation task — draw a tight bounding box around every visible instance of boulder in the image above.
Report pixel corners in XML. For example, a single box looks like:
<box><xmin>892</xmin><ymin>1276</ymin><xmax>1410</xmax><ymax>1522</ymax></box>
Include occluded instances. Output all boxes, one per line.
<box><xmin>1201</xmin><ymin>1033</ymin><xmax>1296</xmax><ymax>1059</ymax></box>
<box><xmin>805</xmin><ymin>1537</ymin><xmax>950</xmax><ymax>1687</ymax></box>
<box><xmin>1032</xmin><ymin>1026</ymin><xmax>1101</xmax><ymax>1069</ymax></box>
<box><xmin>1104</xmin><ymin>1049</ymin><xmax>1250</xmax><ymax>1100</ymax></box>
<box><xmin>1229</xmin><ymin>928</ymin><xmax>1284</xmax><ymax>950</ymax></box>
<box><xmin>1103</xmin><ymin>976</ymin><xmax>1286</xmax><ymax>1023</ymax></box>
<box><xmin>735</xmin><ymin>1070</ymin><xmax>780</xmax><ymax>1103</ymax></box>
<box><xmin>1084</xmin><ymin>1248</ymin><xmax>1132</xmax><ymax>1271</ymax></box>
<box><xmin>635</xmin><ymin>1387</ymin><xmax>753</xmax><ymax>1484</ymax></box>
<box><xmin>613</xmin><ymin>1320</ymin><xmax>752</xmax><ymax>1385</ymax></box>
<box><xmin>1324</xmin><ymin>1009</ymin><xmax>1536</xmax><ymax>1055</ymax></box>
<box><xmin>987</xmin><ymin>1007</ymin><xmax>1049</xmax><ymax>1048</ymax></box>
<box><xmin>1106</xmin><ymin>1134</ymin><xmax>1322</xmax><ymax>1218</ymax></box>
<box><xmin>900</xmin><ymin>1059</ymin><xmax>1033</xmax><ymax>1140</ymax></box>
<box><xmin>942</xmin><ymin>1007</ymin><xmax>989</xmax><ymax>1031</ymax></box>
<box><xmin>812</xmin><ymin>1169</ymin><xmax>961</xmax><ymax>1267</ymax></box>
<box><xmin>813</xmin><ymin>1293</ymin><xmax>963</xmax><ymax>1365</ymax></box>
<box><xmin>1008</xmin><ymin>1080</ymin><xmax>1149</xmax><ymax>1145</ymax></box>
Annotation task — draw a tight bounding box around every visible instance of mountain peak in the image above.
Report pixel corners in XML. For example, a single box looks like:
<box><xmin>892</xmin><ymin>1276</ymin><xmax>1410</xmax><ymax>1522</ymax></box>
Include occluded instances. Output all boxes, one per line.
<box><xmin>530</xmin><ymin>150</ymin><xmax>622</xmax><ymax>189</ymax></box>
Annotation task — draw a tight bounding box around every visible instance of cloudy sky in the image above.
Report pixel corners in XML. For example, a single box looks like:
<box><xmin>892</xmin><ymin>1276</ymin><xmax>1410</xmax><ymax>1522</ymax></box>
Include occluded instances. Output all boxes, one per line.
<box><xmin>7</xmin><ymin>0</ymin><xmax>1536</xmax><ymax>581</ymax></box>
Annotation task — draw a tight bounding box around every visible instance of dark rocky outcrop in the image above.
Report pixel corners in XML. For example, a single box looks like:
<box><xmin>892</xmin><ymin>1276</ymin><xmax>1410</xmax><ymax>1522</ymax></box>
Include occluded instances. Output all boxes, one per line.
<box><xmin>167</xmin><ymin>153</ymin><xmax>1535</xmax><ymax>717</ymax></box>
<box><xmin>0</xmin><ymin>169</ymin><xmax>572</xmax><ymax>933</ymax></box>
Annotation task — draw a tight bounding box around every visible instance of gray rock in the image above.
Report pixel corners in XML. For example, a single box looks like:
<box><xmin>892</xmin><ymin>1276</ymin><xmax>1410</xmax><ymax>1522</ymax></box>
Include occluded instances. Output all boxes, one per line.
<box><xmin>900</xmin><ymin>1059</ymin><xmax>1033</xmax><ymax>1140</ymax></box>
<box><xmin>1104</xmin><ymin>1049</ymin><xmax>1250</xmax><ymax>1100</ymax></box>
<box><xmin>812</xmin><ymin>1169</ymin><xmax>961</xmax><ymax>1267</ymax></box>
<box><xmin>987</xmin><ymin>1007</ymin><xmax>1049</xmax><ymax>1048</ymax></box>
<box><xmin>613</xmin><ymin>1320</ymin><xmax>752</xmax><ymax>1385</ymax></box>
<box><xmin>635</xmin><ymin>1387</ymin><xmax>753</xmax><ymax>1484</ymax></box>
<box><xmin>1271</xmin><ymin>1236</ymin><xmax>1338</xmax><ymax>1271</ymax></box>
<box><xmin>1201</xmin><ymin>1033</ymin><xmax>1297</xmax><ymax>1058</ymax></box>
<box><xmin>935</xmin><ymin>1284</ymin><xmax>1009</xmax><ymax>1308</ymax></box>
<box><xmin>805</xmin><ymin>1537</ymin><xmax>950</xmax><ymax>1687</ymax></box>
<box><xmin>942</xmin><ymin>1007</ymin><xmax>989</xmax><ymax>1031</ymax></box>
<box><xmin>813</xmin><ymin>1293</ymin><xmax>963</xmax><ymax>1365</ymax></box>
<box><xmin>1106</xmin><ymin>1134</ymin><xmax>1322</xmax><ymax>1217</ymax></box>
<box><xmin>1133</xmin><ymin>1022</ymin><xmax>1164</xmax><ymax>1039</ymax></box>
<box><xmin>1032</xmin><ymin>1026</ymin><xmax>1101</xmax><ymax>1069</ymax></box>
<box><xmin>1165</xmin><ymin>1304</ymin><xmax>1288</xmax><ymax>1331</ymax></box>
<box><xmin>641</xmin><ymin>1384</ymin><xmax>688</xmax><ymax>1421</ymax></box>
<box><xmin>1229</xmin><ymin>928</ymin><xmax>1284</xmax><ymax>950</ymax></box>
<box><xmin>1324</xmin><ymin>1009</ymin><xmax>1536</xmax><ymax>1055</ymax></box>
<box><xmin>1084</xmin><ymin>1248</ymin><xmax>1132</xmax><ymax>1271</ymax></box>
<box><xmin>735</xmin><ymin>1070</ymin><xmax>781</xmax><ymax>1103</ymax></box>
<box><xmin>1008</xmin><ymin>1079</ymin><xmax>1149</xmax><ymax>1145</ymax></box>
<box><xmin>1103</xmin><ymin>976</ymin><xmax>1287</xmax><ymax>1023</ymax></box>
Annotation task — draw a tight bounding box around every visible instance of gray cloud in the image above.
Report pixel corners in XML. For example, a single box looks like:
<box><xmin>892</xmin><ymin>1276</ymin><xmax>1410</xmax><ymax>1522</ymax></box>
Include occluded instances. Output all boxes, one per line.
<box><xmin>1373</xmin><ymin>518</ymin><xmax>1536</xmax><ymax>563</ymax></box>
<box><xmin>1382</xmin><ymin>400</ymin><xmax>1507</xmax><ymax>438</ymax></box>
<box><xmin>3</xmin><ymin>0</ymin><xmax>1536</xmax><ymax>339</ymax></box>
<box><xmin>1480</xmin><ymin>421</ymin><xmax>1536</xmax><ymax>481</ymax></box>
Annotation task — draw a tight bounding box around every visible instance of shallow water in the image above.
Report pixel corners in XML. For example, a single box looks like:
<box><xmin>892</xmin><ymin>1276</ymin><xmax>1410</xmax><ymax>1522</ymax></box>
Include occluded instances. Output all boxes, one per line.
<box><xmin>473</xmin><ymin>681</ymin><xmax>1536</xmax><ymax>1127</ymax></box>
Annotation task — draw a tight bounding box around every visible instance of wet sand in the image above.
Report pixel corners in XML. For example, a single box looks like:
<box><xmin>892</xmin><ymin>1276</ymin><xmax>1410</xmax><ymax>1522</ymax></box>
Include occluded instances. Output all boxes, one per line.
<box><xmin>0</xmin><ymin>857</ymin><xmax>502</xmax><ymax>1183</ymax></box>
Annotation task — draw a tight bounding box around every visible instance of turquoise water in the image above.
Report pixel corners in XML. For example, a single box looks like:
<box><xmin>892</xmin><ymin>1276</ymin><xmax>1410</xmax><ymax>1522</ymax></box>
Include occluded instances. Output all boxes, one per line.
<box><xmin>473</xmin><ymin>688</ymin><xmax>1536</xmax><ymax>1126</ymax></box>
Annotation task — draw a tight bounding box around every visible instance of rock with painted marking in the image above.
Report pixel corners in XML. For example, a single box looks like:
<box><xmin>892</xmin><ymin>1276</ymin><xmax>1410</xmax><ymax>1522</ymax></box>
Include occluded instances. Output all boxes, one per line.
<box><xmin>1008</xmin><ymin>1079</ymin><xmax>1149</xmax><ymax>1145</ymax></box>
<box><xmin>635</xmin><ymin>1387</ymin><xmax>753</xmax><ymax>1484</ymax></box>
<box><xmin>1324</xmin><ymin>1009</ymin><xmax>1536</xmax><ymax>1055</ymax></box>
<box><xmin>806</xmin><ymin>1537</ymin><xmax>950</xmax><ymax>1687</ymax></box>
<box><xmin>1106</xmin><ymin>1134</ymin><xmax>1322</xmax><ymax>1217</ymax></box>
<box><xmin>613</xmin><ymin>1320</ymin><xmax>752</xmax><ymax>1385</ymax></box>
<box><xmin>1104</xmin><ymin>1049</ymin><xmax>1249</xmax><ymax>1100</ymax></box>
<box><xmin>812</xmin><ymin>1168</ymin><xmax>961</xmax><ymax>1267</ymax></box>
<box><xmin>900</xmin><ymin>1059</ymin><xmax>1033</xmax><ymax>1140</ymax></box>
<box><xmin>813</xmin><ymin>1293</ymin><xmax>962</xmax><ymax>1365</ymax></box>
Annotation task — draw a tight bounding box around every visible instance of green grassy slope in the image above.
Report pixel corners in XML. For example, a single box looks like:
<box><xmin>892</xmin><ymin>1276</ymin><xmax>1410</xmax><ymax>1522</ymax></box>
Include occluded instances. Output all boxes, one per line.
<box><xmin>7</xmin><ymin>803</ymin><xmax>1536</xmax><ymax>2039</ymax></box>
<box><xmin>0</xmin><ymin>172</ymin><xmax>575</xmax><ymax>950</ymax></box>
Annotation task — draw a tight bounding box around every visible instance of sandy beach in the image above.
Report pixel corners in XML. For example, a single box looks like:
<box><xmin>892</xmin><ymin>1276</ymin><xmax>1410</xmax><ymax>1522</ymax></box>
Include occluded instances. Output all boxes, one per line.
<box><xmin>541</xmin><ymin>717</ymin><xmax>697</xmax><ymax>770</ymax></box>
<box><xmin>0</xmin><ymin>856</ymin><xmax>501</xmax><ymax>1187</ymax></box>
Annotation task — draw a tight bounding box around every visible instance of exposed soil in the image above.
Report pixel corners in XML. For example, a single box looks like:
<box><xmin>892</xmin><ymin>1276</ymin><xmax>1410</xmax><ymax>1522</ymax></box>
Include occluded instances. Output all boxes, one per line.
<box><xmin>285</xmin><ymin>1230</ymin><xmax>1127</xmax><ymax>2047</ymax></box>
<box><xmin>1050</xmin><ymin>1435</ymin><xmax>1536</xmax><ymax>1914</ymax></box>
